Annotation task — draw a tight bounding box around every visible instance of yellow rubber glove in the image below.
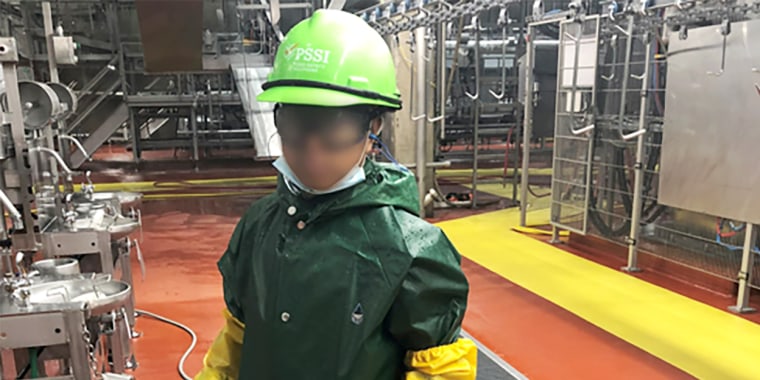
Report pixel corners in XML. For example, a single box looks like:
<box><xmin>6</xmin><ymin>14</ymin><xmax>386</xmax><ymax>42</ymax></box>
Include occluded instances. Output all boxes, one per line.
<box><xmin>194</xmin><ymin>309</ymin><xmax>245</xmax><ymax>380</ymax></box>
<box><xmin>405</xmin><ymin>338</ymin><xmax>478</xmax><ymax>380</ymax></box>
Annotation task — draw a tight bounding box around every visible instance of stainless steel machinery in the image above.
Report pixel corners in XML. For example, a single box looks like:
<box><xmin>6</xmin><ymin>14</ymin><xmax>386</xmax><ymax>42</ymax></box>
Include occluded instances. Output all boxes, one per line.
<box><xmin>519</xmin><ymin>0</ymin><xmax>760</xmax><ymax>313</ymax></box>
<box><xmin>0</xmin><ymin>35</ymin><xmax>145</xmax><ymax>379</ymax></box>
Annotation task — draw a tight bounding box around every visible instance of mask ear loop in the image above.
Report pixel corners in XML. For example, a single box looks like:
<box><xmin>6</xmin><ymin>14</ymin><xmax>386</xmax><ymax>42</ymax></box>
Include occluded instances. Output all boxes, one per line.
<box><xmin>369</xmin><ymin>132</ymin><xmax>409</xmax><ymax>172</ymax></box>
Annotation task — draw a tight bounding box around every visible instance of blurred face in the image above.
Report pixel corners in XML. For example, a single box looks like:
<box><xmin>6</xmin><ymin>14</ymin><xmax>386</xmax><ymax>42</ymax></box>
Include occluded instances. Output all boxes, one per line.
<box><xmin>276</xmin><ymin>104</ymin><xmax>379</xmax><ymax>191</ymax></box>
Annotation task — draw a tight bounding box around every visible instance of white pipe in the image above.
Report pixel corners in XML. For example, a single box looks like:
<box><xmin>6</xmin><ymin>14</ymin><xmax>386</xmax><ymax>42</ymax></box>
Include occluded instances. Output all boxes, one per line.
<box><xmin>0</xmin><ymin>189</ymin><xmax>22</xmax><ymax>224</ymax></box>
<box><xmin>520</xmin><ymin>26</ymin><xmax>535</xmax><ymax>227</ymax></box>
<box><xmin>414</xmin><ymin>27</ymin><xmax>427</xmax><ymax>214</ymax></box>
<box><xmin>29</xmin><ymin>146</ymin><xmax>74</xmax><ymax>174</ymax></box>
<box><xmin>59</xmin><ymin>135</ymin><xmax>91</xmax><ymax>161</ymax></box>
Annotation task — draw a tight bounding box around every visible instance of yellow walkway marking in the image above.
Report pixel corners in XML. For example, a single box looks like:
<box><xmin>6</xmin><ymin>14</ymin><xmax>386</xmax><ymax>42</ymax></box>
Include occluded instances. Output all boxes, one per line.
<box><xmin>438</xmin><ymin>208</ymin><xmax>760</xmax><ymax>380</ymax></box>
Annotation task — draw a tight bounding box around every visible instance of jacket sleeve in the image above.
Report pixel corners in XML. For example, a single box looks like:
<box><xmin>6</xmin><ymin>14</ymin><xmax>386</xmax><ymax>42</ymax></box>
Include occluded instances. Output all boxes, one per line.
<box><xmin>194</xmin><ymin>309</ymin><xmax>245</xmax><ymax>380</ymax></box>
<box><xmin>195</xmin><ymin>216</ymin><xmax>249</xmax><ymax>379</ymax></box>
<box><xmin>385</xmin><ymin>218</ymin><xmax>477</xmax><ymax>379</ymax></box>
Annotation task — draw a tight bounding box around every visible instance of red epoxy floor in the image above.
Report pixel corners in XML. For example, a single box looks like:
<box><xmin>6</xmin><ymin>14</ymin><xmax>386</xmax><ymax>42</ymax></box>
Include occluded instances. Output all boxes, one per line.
<box><xmin>460</xmin><ymin>259</ymin><xmax>692</xmax><ymax>380</ymax></box>
<box><xmin>126</xmin><ymin>194</ymin><xmax>693</xmax><ymax>379</ymax></box>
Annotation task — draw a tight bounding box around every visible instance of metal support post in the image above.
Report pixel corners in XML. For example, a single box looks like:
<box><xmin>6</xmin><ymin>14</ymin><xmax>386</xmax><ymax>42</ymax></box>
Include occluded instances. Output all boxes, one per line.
<box><xmin>117</xmin><ymin>242</ymin><xmax>139</xmax><ymax>331</ymax></box>
<box><xmin>413</xmin><ymin>26</ymin><xmax>427</xmax><ymax>214</ymax></box>
<box><xmin>549</xmin><ymin>225</ymin><xmax>561</xmax><ymax>244</ymax></box>
<box><xmin>110</xmin><ymin>3</ymin><xmax>136</xmax><ymax>165</ymax></box>
<box><xmin>512</xmin><ymin>3</ymin><xmax>526</xmax><ymax>202</ymax></box>
<box><xmin>622</xmin><ymin>33</ymin><xmax>652</xmax><ymax>273</ymax></box>
<box><xmin>437</xmin><ymin>21</ymin><xmax>447</xmax><ymax>159</ymax></box>
<box><xmin>1</xmin><ymin>45</ymin><xmax>38</xmax><ymax>250</ymax></box>
<box><xmin>729</xmin><ymin>223</ymin><xmax>757</xmax><ymax>314</ymax></box>
<box><xmin>128</xmin><ymin>108</ymin><xmax>141</xmax><ymax>163</ymax></box>
<box><xmin>42</xmin><ymin>2</ymin><xmax>59</xmax><ymax>82</ymax></box>
<box><xmin>520</xmin><ymin>25</ymin><xmax>535</xmax><ymax>227</ymax></box>
<box><xmin>191</xmin><ymin>107</ymin><xmax>199</xmax><ymax>162</ymax></box>
<box><xmin>466</xmin><ymin>18</ymin><xmax>482</xmax><ymax>208</ymax></box>
<box><xmin>62</xmin><ymin>310</ymin><xmax>91</xmax><ymax>379</ymax></box>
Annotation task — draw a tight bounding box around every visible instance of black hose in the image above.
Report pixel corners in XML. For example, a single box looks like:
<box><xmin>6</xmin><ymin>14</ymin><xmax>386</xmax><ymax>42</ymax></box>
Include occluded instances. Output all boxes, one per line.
<box><xmin>588</xmin><ymin>131</ymin><xmax>667</xmax><ymax>238</ymax></box>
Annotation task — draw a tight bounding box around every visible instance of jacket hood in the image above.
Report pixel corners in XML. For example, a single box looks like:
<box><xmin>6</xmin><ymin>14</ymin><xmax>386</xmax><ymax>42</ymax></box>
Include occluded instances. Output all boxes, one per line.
<box><xmin>276</xmin><ymin>159</ymin><xmax>420</xmax><ymax>217</ymax></box>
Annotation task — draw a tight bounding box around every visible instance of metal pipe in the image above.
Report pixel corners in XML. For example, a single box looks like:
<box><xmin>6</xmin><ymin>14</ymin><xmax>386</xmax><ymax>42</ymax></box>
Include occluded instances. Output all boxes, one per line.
<box><xmin>511</xmin><ymin>2</ymin><xmax>526</xmax><ymax>202</ymax></box>
<box><xmin>0</xmin><ymin>189</ymin><xmax>22</xmax><ymax>225</ymax></box>
<box><xmin>729</xmin><ymin>223</ymin><xmax>757</xmax><ymax>313</ymax></box>
<box><xmin>58</xmin><ymin>135</ymin><xmax>91</xmax><ymax>162</ymax></box>
<box><xmin>414</xmin><ymin>26</ymin><xmax>427</xmax><ymax>214</ymax></box>
<box><xmin>403</xmin><ymin>160</ymin><xmax>452</xmax><ymax>169</ymax></box>
<box><xmin>42</xmin><ymin>2</ymin><xmax>59</xmax><ymax>83</ymax></box>
<box><xmin>437</xmin><ymin>21</ymin><xmax>447</xmax><ymax>138</ymax></box>
<box><xmin>444</xmin><ymin>39</ymin><xmax>516</xmax><ymax>51</ymax></box>
<box><xmin>178</xmin><ymin>129</ymin><xmax>250</xmax><ymax>135</ymax></box>
<box><xmin>29</xmin><ymin>147</ymin><xmax>74</xmax><ymax>175</ymax></box>
<box><xmin>470</xmin><ymin>17</ymin><xmax>481</xmax><ymax>208</ymax></box>
<box><xmin>520</xmin><ymin>25</ymin><xmax>535</xmax><ymax>227</ymax></box>
<box><xmin>623</xmin><ymin>33</ymin><xmax>652</xmax><ymax>273</ymax></box>
<box><xmin>237</xmin><ymin>3</ymin><xmax>311</xmax><ymax>10</ymax></box>
<box><xmin>190</xmin><ymin>107</ymin><xmax>199</xmax><ymax>162</ymax></box>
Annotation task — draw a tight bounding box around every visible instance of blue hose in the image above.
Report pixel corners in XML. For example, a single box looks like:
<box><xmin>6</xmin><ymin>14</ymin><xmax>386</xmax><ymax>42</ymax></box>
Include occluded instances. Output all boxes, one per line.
<box><xmin>715</xmin><ymin>232</ymin><xmax>760</xmax><ymax>253</ymax></box>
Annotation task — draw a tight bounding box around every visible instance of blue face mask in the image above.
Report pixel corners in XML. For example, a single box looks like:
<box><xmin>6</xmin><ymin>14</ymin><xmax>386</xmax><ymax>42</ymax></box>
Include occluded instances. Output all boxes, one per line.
<box><xmin>273</xmin><ymin>156</ymin><xmax>366</xmax><ymax>195</ymax></box>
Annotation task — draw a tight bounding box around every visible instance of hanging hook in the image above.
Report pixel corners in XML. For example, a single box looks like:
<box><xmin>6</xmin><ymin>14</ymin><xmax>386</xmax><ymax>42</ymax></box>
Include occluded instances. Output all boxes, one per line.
<box><xmin>630</xmin><ymin>32</ymin><xmax>651</xmax><ymax>80</ymax></box>
<box><xmin>570</xmin><ymin>123</ymin><xmax>595</xmax><ymax>135</ymax></box>
<box><xmin>619</xmin><ymin>33</ymin><xmax>653</xmax><ymax>141</ymax></box>
<box><xmin>620</xmin><ymin>128</ymin><xmax>647</xmax><ymax>140</ymax></box>
<box><xmin>464</xmin><ymin>16</ymin><xmax>480</xmax><ymax>100</ymax></box>
<box><xmin>707</xmin><ymin>18</ymin><xmax>730</xmax><ymax>77</ymax></box>
<box><xmin>422</xmin><ymin>27</ymin><xmax>432</xmax><ymax>62</ymax></box>
<box><xmin>607</xmin><ymin>0</ymin><xmax>618</xmax><ymax>21</ymax></box>
<box><xmin>601</xmin><ymin>34</ymin><xmax>618</xmax><ymax>81</ymax></box>
<box><xmin>489</xmin><ymin>9</ymin><xmax>509</xmax><ymax>100</ymax></box>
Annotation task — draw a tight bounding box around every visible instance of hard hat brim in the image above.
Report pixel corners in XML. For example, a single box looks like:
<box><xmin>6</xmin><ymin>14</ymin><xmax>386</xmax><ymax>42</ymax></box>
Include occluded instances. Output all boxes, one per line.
<box><xmin>257</xmin><ymin>86</ymin><xmax>401</xmax><ymax>109</ymax></box>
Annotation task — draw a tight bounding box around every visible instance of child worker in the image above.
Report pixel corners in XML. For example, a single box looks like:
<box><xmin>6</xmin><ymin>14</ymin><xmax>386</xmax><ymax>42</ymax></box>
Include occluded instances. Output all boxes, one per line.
<box><xmin>195</xmin><ymin>9</ymin><xmax>477</xmax><ymax>380</ymax></box>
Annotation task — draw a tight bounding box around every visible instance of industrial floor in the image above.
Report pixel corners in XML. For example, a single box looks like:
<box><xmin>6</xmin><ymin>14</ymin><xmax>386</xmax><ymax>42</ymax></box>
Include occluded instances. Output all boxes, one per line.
<box><xmin>98</xmin><ymin>168</ymin><xmax>760</xmax><ymax>380</ymax></box>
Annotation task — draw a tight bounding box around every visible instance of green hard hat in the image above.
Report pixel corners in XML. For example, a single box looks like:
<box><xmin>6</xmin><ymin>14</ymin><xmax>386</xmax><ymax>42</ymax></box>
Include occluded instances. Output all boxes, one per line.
<box><xmin>257</xmin><ymin>9</ymin><xmax>402</xmax><ymax>110</ymax></box>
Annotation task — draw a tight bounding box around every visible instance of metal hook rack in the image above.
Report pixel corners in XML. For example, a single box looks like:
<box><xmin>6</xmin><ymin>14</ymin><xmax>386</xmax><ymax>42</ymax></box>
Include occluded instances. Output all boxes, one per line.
<box><xmin>464</xmin><ymin>16</ymin><xmax>481</xmax><ymax>100</ymax></box>
<box><xmin>489</xmin><ymin>9</ymin><xmax>509</xmax><ymax>100</ymax></box>
<box><xmin>601</xmin><ymin>34</ymin><xmax>618</xmax><ymax>81</ymax></box>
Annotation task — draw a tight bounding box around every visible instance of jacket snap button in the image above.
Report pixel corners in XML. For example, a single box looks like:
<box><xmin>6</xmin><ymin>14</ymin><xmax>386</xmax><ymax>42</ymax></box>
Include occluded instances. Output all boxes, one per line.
<box><xmin>296</xmin><ymin>221</ymin><xmax>306</xmax><ymax>230</ymax></box>
<box><xmin>281</xmin><ymin>312</ymin><xmax>291</xmax><ymax>322</ymax></box>
<box><xmin>287</xmin><ymin>206</ymin><xmax>297</xmax><ymax>216</ymax></box>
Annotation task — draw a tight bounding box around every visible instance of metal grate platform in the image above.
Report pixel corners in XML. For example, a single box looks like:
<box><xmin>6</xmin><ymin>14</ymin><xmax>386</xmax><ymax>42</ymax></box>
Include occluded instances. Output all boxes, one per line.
<box><xmin>462</xmin><ymin>330</ymin><xmax>528</xmax><ymax>380</ymax></box>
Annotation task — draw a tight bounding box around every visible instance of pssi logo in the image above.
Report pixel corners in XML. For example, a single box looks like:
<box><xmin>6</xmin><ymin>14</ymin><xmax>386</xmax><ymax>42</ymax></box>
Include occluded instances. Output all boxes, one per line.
<box><xmin>283</xmin><ymin>43</ymin><xmax>331</xmax><ymax>64</ymax></box>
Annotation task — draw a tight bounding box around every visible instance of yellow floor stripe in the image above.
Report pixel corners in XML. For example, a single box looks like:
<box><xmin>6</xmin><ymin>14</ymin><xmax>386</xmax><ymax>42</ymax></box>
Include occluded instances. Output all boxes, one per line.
<box><xmin>438</xmin><ymin>208</ymin><xmax>760</xmax><ymax>379</ymax></box>
<box><xmin>79</xmin><ymin>176</ymin><xmax>278</xmax><ymax>193</ymax></box>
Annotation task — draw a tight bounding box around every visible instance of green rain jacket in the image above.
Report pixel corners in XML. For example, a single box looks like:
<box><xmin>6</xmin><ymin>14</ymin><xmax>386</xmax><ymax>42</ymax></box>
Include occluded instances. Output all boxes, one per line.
<box><xmin>218</xmin><ymin>160</ymin><xmax>469</xmax><ymax>380</ymax></box>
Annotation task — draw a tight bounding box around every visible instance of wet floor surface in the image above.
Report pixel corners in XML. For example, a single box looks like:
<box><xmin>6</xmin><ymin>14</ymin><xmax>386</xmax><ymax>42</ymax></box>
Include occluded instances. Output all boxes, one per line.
<box><xmin>128</xmin><ymin>192</ymin><xmax>517</xmax><ymax>378</ymax></box>
<box><xmin>130</xmin><ymin>198</ymin><xmax>241</xmax><ymax>378</ymax></box>
<box><xmin>126</xmin><ymin>192</ymin><xmax>693</xmax><ymax>379</ymax></box>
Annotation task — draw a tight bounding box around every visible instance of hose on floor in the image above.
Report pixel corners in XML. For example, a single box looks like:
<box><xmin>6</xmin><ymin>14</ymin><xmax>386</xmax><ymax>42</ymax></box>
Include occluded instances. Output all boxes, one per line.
<box><xmin>135</xmin><ymin>309</ymin><xmax>197</xmax><ymax>380</ymax></box>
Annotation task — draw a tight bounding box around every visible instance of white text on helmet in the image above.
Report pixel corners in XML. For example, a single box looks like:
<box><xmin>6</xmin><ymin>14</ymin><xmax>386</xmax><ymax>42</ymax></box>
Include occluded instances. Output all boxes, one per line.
<box><xmin>294</xmin><ymin>48</ymin><xmax>331</xmax><ymax>64</ymax></box>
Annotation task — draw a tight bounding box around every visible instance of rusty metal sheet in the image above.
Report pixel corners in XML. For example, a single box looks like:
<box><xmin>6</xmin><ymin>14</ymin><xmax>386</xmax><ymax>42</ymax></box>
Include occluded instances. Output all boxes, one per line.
<box><xmin>135</xmin><ymin>0</ymin><xmax>203</xmax><ymax>73</ymax></box>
